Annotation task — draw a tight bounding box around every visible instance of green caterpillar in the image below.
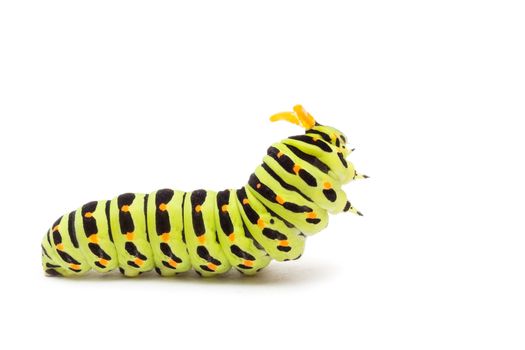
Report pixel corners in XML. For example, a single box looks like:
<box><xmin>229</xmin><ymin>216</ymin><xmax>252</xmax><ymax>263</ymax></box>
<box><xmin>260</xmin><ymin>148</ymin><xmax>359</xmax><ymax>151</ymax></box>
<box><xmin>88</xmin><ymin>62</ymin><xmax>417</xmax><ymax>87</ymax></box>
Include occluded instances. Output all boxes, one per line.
<box><xmin>41</xmin><ymin>105</ymin><xmax>367</xmax><ymax>277</ymax></box>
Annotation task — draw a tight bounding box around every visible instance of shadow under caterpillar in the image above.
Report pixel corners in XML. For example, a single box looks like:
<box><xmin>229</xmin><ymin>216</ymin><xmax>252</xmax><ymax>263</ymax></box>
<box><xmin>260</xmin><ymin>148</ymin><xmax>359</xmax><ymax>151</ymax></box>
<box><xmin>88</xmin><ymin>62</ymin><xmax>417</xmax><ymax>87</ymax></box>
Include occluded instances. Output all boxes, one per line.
<box><xmin>41</xmin><ymin>105</ymin><xmax>367</xmax><ymax>277</ymax></box>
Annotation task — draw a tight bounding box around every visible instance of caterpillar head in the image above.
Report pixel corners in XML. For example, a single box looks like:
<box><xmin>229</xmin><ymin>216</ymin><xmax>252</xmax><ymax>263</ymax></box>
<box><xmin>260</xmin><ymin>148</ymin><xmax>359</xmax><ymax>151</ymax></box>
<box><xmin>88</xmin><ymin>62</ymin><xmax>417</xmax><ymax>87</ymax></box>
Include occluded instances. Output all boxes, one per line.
<box><xmin>270</xmin><ymin>105</ymin><xmax>359</xmax><ymax>184</ymax></box>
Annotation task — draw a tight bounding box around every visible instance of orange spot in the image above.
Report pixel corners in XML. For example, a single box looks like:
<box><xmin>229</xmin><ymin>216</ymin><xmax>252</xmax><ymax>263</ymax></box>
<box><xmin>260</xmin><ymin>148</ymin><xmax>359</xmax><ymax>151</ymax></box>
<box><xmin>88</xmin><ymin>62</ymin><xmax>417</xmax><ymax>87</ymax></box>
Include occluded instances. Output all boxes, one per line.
<box><xmin>277</xmin><ymin>151</ymin><xmax>284</xmax><ymax>158</ymax></box>
<box><xmin>257</xmin><ymin>218</ymin><xmax>265</xmax><ymax>228</ymax></box>
<box><xmin>312</xmin><ymin>135</ymin><xmax>320</xmax><ymax>142</ymax></box>
<box><xmin>167</xmin><ymin>258</ymin><xmax>178</xmax><ymax>268</ymax></box>
<box><xmin>160</xmin><ymin>233</ymin><xmax>170</xmax><ymax>242</ymax></box>
<box><xmin>198</xmin><ymin>235</ymin><xmax>206</xmax><ymax>244</ymax></box>
<box><xmin>121</xmin><ymin>205</ymin><xmax>130</xmax><ymax>212</ymax></box>
<box><xmin>323</xmin><ymin>182</ymin><xmax>332</xmax><ymax>189</ymax></box>
<box><xmin>306</xmin><ymin>212</ymin><xmax>317</xmax><ymax>219</ymax></box>
<box><xmin>88</xmin><ymin>234</ymin><xmax>99</xmax><ymax>243</ymax></box>
<box><xmin>159</xmin><ymin>203</ymin><xmax>167</xmax><ymax>211</ymax></box>
<box><xmin>84</xmin><ymin>212</ymin><xmax>93</xmax><ymax>218</ymax></box>
<box><xmin>133</xmin><ymin>258</ymin><xmax>144</xmax><ymax>266</ymax></box>
<box><xmin>126</xmin><ymin>232</ymin><xmax>134</xmax><ymax>240</ymax></box>
<box><xmin>242</xmin><ymin>198</ymin><xmax>250</xmax><ymax>205</ymax></box>
<box><xmin>99</xmin><ymin>258</ymin><xmax>108</xmax><ymax>266</ymax></box>
<box><xmin>195</xmin><ymin>205</ymin><xmax>202</xmax><ymax>213</ymax></box>
<box><xmin>56</xmin><ymin>243</ymin><xmax>64</xmax><ymax>251</ymax></box>
<box><xmin>279</xmin><ymin>240</ymin><xmax>289</xmax><ymax>247</ymax></box>
<box><xmin>52</xmin><ymin>225</ymin><xmax>59</xmax><ymax>232</ymax></box>
<box><xmin>206</xmin><ymin>263</ymin><xmax>217</xmax><ymax>271</ymax></box>
<box><xmin>243</xmin><ymin>260</ymin><xmax>254</xmax><ymax>267</ymax></box>
<box><xmin>275</xmin><ymin>195</ymin><xmax>285</xmax><ymax>205</ymax></box>
<box><xmin>293</xmin><ymin>164</ymin><xmax>301</xmax><ymax>174</ymax></box>
<box><xmin>256</xmin><ymin>183</ymin><xmax>261</xmax><ymax>189</ymax></box>
<box><xmin>221</xmin><ymin>204</ymin><xmax>229</xmax><ymax>212</ymax></box>
<box><xmin>70</xmin><ymin>264</ymin><xmax>81</xmax><ymax>270</ymax></box>
<box><xmin>228</xmin><ymin>233</ymin><xmax>235</xmax><ymax>242</ymax></box>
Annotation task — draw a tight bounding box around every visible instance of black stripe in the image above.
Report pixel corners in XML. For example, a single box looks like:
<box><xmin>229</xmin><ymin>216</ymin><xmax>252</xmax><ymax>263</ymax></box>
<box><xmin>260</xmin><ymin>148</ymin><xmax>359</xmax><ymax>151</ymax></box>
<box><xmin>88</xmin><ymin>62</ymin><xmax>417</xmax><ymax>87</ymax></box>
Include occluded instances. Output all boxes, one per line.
<box><xmin>105</xmin><ymin>200</ymin><xmax>114</xmax><ymax>242</ymax></box>
<box><xmin>41</xmin><ymin>245</ymin><xmax>52</xmax><ymax>259</ymax></box>
<box><xmin>284</xmin><ymin>144</ymin><xmax>330</xmax><ymax>173</ymax></box>
<box><xmin>230</xmin><ymin>244</ymin><xmax>256</xmax><ymax>260</ymax></box>
<box><xmin>181</xmin><ymin>192</ymin><xmax>186</xmax><ymax>244</ymax></box>
<box><xmin>67</xmin><ymin>211</ymin><xmax>78</xmax><ymax>248</ymax></box>
<box><xmin>261</xmin><ymin>162</ymin><xmax>312</xmax><ymax>202</ymax></box>
<box><xmin>337</xmin><ymin>152</ymin><xmax>348</xmax><ymax>168</ymax></box>
<box><xmin>306</xmin><ymin>129</ymin><xmax>332</xmax><ymax>143</ymax></box>
<box><xmin>289</xmin><ymin>134</ymin><xmax>333</xmax><ymax>152</ymax></box>
<box><xmin>144</xmin><ymin>194</ymin><xmax>149</xmax><ymax>242</ymax></box>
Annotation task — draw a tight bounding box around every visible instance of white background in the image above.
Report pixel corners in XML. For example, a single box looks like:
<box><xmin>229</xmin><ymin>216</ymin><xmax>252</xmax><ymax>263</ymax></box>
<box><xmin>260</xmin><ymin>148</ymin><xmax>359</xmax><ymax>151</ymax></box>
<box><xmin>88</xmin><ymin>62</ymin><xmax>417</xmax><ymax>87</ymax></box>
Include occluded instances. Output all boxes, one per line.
<box><xmin>0</xmin><ymin>1</ymin><xmax>523</xmax><ymax>349</ymax></box>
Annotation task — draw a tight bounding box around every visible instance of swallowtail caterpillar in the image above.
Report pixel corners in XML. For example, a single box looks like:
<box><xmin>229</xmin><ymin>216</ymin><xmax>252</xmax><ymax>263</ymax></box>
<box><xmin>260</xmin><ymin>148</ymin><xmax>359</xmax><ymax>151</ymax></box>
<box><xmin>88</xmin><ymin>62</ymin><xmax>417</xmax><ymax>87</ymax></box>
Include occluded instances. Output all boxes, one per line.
<box><xmin>41</xmin><ymin>105</ymin><xmax>367</xmax><ymax>277</ymax></box>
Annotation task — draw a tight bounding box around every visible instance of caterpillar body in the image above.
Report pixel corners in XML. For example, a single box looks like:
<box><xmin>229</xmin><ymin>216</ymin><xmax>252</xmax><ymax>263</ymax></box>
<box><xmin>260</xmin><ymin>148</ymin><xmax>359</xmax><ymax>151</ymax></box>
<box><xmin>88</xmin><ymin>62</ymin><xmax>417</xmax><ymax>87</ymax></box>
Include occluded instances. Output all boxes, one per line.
<box><xmin>41</xmin><ymin>105</ymin><xmax>367</xmax><ymax>277</ymax></box>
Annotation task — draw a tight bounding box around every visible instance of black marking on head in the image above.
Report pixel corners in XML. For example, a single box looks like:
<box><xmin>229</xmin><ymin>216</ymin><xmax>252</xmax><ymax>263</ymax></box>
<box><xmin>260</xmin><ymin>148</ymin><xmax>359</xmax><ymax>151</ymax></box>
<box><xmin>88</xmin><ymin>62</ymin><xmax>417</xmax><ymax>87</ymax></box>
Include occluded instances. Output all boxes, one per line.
<box><xmin>154</xmin><ymin>267</ymin><xmax>162</xmax><ymax>275</ymax></box>
<box><xmin>306</xmin><ymin>218</ymin><xmax>321</xmax><ymax>224</ymax></box>
<box><xmin>289</xmin><ymin>135</ymin><xmax>333</xmax><ymax>152</ymax></box>
<box><xmin>323</xmin><ymin>188</ymin><xmax>337</xmax><ymax>202</ymax></box>
<box><xmin>343</xmin><ymin>201</ymin><xmax>351</xmax><ymax>212</ymax></box>
<box><xmin>262</xmin><ymin>228</ymin><xmax>287</xmax><ymax>240</ymax></box>
<box><xmin>306</xmin><ymin>129</ymin><xmax>332</xmax><ymax>143</ymax></box>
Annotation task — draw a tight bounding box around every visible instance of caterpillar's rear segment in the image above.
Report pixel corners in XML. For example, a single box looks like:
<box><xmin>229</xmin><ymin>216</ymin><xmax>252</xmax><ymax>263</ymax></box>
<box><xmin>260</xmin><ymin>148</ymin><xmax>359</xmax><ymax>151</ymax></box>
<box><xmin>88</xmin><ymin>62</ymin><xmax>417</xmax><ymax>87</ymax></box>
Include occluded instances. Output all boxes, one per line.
<box><xmin>42</xmin><ymin>104</ymin><xmax>367</xmax><ymax>278</ymax></box>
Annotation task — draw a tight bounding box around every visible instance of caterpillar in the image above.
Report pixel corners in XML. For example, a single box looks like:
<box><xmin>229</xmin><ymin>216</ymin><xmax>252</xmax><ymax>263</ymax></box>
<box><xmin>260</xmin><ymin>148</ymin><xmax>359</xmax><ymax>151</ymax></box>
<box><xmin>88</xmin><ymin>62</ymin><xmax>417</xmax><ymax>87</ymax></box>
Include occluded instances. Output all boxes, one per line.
<box><xmin>41</xmin><ymin>105</ymin><xmax>367</xmax><ymax>278</ymax></box>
